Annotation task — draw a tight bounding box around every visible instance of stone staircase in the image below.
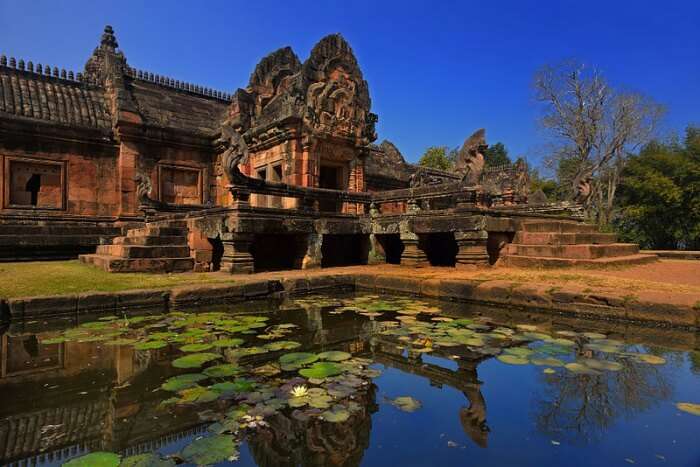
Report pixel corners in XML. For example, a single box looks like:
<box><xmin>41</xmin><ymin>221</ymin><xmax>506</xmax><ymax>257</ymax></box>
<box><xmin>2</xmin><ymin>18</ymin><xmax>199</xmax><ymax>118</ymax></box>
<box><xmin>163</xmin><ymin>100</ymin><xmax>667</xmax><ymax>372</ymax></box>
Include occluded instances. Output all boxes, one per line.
<box><xmin>80</xmin><ymin>221</ymin><xmax>194</xmax><ymax>273</ymax></box>
<box><xmin>501</xmin><ymin>220</ymin><xmax>657</xmax><ymax>267</ymax></box>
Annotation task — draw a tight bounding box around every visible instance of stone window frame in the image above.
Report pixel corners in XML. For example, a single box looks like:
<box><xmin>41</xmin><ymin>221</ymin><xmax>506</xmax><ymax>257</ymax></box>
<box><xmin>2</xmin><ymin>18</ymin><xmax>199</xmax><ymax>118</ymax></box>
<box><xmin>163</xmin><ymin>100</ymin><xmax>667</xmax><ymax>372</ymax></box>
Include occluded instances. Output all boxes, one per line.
<box><xmin>157</xmin><ymin>163</ymin><xmax>204</xmax><ymax>205</ymax></box>
<box><xmin>2</xmin><ymin>156</ymin><xmax>67</xmax><ymax>211</ymax></box>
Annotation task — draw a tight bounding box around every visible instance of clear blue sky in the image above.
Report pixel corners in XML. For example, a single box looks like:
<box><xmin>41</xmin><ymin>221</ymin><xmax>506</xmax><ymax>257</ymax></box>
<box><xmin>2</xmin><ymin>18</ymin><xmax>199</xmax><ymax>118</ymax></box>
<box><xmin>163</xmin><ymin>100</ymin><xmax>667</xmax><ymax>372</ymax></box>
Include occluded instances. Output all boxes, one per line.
<box><xmin>1</xmin><ymin>0</ymin><xmax>698</xmax><ymax>166</ymax></box>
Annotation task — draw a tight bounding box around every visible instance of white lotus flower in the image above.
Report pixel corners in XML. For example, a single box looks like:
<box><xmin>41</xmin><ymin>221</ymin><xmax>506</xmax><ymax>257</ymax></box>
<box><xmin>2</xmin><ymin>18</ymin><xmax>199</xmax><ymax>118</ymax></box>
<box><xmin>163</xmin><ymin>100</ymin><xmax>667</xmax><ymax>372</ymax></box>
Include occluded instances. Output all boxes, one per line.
<box><xmin>291</xmin><ymin>385</ymin><xmax>309</xmax><ymax>397</ymax></box>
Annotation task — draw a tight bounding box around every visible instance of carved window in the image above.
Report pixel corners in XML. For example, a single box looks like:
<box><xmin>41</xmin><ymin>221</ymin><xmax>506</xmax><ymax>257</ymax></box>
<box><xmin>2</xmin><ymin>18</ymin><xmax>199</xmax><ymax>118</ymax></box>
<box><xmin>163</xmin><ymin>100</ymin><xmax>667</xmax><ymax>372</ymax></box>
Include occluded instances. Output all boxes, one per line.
<box><xmin>158</xmin><ymin>165</ymin><xmax>203</xmax><ymax>205</ymax></box>
<box><xmin>4</xmin><ymin>157</ymin><xmax>66</xmax><ymax>210</ymax></box>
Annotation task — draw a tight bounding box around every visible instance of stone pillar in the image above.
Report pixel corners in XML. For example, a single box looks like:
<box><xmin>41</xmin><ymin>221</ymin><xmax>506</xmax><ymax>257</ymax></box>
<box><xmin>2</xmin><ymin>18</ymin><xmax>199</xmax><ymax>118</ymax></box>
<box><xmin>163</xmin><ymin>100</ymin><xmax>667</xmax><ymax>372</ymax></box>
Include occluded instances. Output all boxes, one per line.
<box><xmin>220</xmin><ymin>232</ymin><xmax>254</xmax><ymax>274</ymax></box>
<box><xmin>228</xmin><ymin>186</ymin><xmax>250</xmax><ymax>210</ymax></box>
<box><xmin>400</xmin><ymin>232</ymin><xmax>428</xmax><ymax>267</ymax></box>
<box><xmin>301</xmin><ymin>233</ymin><xmax>322</xmax><ymax>269</ymax></box>
<box><xmin>367</xmin><ymin>233</ymin><xmax>386</xmax><ymax>265</ymax></box>
<box><xmin>455</xmin><ymin>230</ymin><xmax>489</xmax><ymax>267</ymax></box>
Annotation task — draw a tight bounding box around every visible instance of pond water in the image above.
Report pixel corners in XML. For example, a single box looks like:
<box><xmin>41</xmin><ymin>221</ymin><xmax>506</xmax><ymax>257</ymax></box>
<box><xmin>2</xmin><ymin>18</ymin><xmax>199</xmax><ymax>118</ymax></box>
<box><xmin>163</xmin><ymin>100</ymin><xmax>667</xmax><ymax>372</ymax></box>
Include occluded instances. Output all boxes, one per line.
<box><xmin>1</xmin><ymin>292</ymin><xmax>699</xmax><ymax>467</ymax></box>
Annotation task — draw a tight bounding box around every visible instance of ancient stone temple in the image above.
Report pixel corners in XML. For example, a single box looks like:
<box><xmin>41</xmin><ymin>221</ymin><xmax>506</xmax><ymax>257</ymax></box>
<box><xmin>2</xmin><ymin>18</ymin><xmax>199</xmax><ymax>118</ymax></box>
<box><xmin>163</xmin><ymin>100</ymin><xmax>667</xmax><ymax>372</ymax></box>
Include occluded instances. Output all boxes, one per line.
<box><xmin>0</xmin><ymin>26</ymin><xmax>655</xmax><ymax>271</ymax></box>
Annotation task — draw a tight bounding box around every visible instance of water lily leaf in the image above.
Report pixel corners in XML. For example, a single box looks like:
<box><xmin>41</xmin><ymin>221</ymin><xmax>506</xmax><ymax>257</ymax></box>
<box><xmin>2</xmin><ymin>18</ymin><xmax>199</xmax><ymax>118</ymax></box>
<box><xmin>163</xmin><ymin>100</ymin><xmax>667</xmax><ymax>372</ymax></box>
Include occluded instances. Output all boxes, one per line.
<box><xmin>547</xmin><ymin>338</ymin><xmax>576</xmax><ymax>347</ymax></box>
<box><xmin>318</xmin><ymin>351</ymin><xmax>351</xmax><ymax>362</ymax></box>
<box><xmin>497</xmin><ymin>354</ymin><xmax>529</xmax><ymax>365</ymax></box>
<box><xmin>504</xmin><ymin>347</ymin><xmax>534</xmax><ymax>357</ymax></box>
<box><xmin>543</xmin><ymin>368</ymin><xmax>556</xmax><ymax>374</ymax></box>
<box><xmin>63</xmin><ymin>452</ymin><xmax>120</xmax><ymax>467</ymax></box>
<box><xmin>530</xmin><ymin>357</ymin><xmax>565</xmax><ymax>367</ymax></box>
<box><xmin>119</xmin><ymin>453</ymin><xmax>175</xmax><ymax>467</ymax></box>
<box><xmin>105</xmin><ymin>338</ymin><xmax>138</xmax><ymax>346</ymax></box>
<box><xmin>516</xmin><ymin>324</ymin><xmax>538</xmax><ymax>332</ymax></box>
<box><xmin>390</xmin><ymin>396</ymin><xmax>422</xmax><ymax>412</ymax></box>
<box><xmin>180</xmin><ymin>343</ymin><xmax>214</xmax><ymax>353</ymax></box>
<box><xmin>161</xmin><ymin>373</ymin><xmax>208</xmax><ymax>392</ymax></box>
<box><xmin>635</xmin><ymin>354</ymin><xmax>666</xmax><ymax>365</ymax></box>
<box><xmin>181</xmin><ymin>435</ymin><xmax>237</xmax><ymax>466</ymax></box>
<box><xmin>203</xmin><ymin>364</ymin><xmax>240</xmax><ymax>378</ymax></box>
<box><xmin>172</xmin><ymin>352</ymin><xmax>221</xmax><ymax>369</ymax></box>
<box><xmin>581</xmin><ymin>358</ymin><xmax>623</xmax><ymax>371</ymax></box>
<box><xmin>299</xmin><ymin>362</ymin><xmax>344</xmax><ymax>379</ymax></box>
<box><xmin>177</xmin><ymin>385</ymin><xmax>219</xmax><ymax>404</ymax></box>
<box><xmin>565</xmin><ymin>362</ymin><xmax>601</xmax><ymax>375</ymax></box>
<box><xmin>264</xmin><ymin>341</ymin><xmax>301</xmax><ymax>351</ymax></box>
<box><xmin>279</xmin><ymin>352</ymin><xmax>318</xmax><ymax>369</ymax></box>
<box><xmin>676</xmin><ymin>402</ymin><xmax>700</xmax><ymax>416</ymax></box>
<box><xmin>583</xmin><ymin>332</ymin><xmax>607</xmax><ymax>339</ymax></box>
<box><xmin>321</xmin><ymin>407</ymin><xmax>350</xmax><ymax>422</ymax></box>
<box><xmin>41</xmin><ymin>336</ymin><xmax>67</xmax><ymax>345</ymax></box>
<box><xmin>212</xmin><ymin>338</ymin><xmax>245</xmax><ymax>348</ymax></box>
<box><xmin>81</xmin><ymin>321</ymin><xmax>111</xmax><ymax>330</ymax></box>
<box><xmin>134</xmin><ymin>340</ymin><xmax>168</xmax><ymax>351</ymax></box>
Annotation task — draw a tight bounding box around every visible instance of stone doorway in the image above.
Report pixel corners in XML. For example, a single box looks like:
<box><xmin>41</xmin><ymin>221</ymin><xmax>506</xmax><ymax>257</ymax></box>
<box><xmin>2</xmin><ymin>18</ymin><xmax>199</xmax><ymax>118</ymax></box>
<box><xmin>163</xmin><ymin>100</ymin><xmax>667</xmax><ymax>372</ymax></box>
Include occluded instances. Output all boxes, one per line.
<box><xmin>321</xmin><ymin>234</ymin><xmax>369</xmax><ymax>267</ymax></box>
<box><xmin>319</xmin><ymin>165</ymin><xmax>342</xmax><ymax>212</ymax></box>
<box><xmin>423</xmin><ymin>232</ymin><xmax>458</xmax><ymax>266</ymax></box>
<box><xmin>376</xmin><ymin>234</ymin><xmax>404</xmax><ymax>264</ymax></box>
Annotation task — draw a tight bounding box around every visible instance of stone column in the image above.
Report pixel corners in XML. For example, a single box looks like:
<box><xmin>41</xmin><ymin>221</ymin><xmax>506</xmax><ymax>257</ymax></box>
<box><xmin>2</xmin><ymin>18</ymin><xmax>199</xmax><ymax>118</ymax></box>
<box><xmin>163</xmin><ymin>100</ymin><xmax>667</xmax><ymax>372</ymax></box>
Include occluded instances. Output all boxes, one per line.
<box><xmin>455</xmin><ymin>230</ymin><xmax>489</xmax><ymax>267</ymax></box>
<box><xmin>220</xmin><ymin>232</ymin><xmax>254</xmax><ymax>274</ymax></box>
<box><xmin>301</xmin><ymin>233</ymin><xmax>322</xmax><ymax>269</ymax></box>
<box><xmin>367</xmin><ymin>233</ymin><xmax>386</xmax><ymax>265</ymax></box>
<box><xmin>400</xmin><ymin>232</ymin><xmax>428</xmax><ymax>267</ymax></box>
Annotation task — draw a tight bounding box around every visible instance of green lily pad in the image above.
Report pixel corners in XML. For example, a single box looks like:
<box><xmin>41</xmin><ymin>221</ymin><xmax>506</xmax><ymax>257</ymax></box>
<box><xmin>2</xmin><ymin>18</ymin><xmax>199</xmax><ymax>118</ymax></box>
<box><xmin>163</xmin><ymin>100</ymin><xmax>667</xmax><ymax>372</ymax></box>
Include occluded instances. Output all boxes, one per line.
<box><xmin>504</xmin><ymin>347</ymin><xmax>534</xmax><ymax>358</ymax></box>
<box><xmin>321</xmin><ymin>407</ymin><xmax>351</xmax><ymax>423</ymax></box>
<box><xmin>635</xmin><ymin>354</ymin><xmax>666</xmax><ymax>365</ymax></box>
<box><xmin>565</xmin><ymin>362</ymin><xmax>601</xmax><ymax>375</ymax></box>
<box><xmin>264</xmin><ymin>341</ymin><xmax>301</xmax><ymax>351</ymax></box>
<box><xmin>181</xmin><ymin>435</ymin><xmax>237</xmax><ymax>465</ymax></box>
<box><xmin>161</xmin><ymin>373</ymin><xmax>208</xmax><ymax>392</ymax></box>
<box><xmin>279</xmin><ymin>352</ymin><xmax>318</xmax><ymax>370</ymax></box>
<box><xmin>134</xmin><ymin>340</ymin><xmax>168</xmax><ymax>351</ymax></box>
<box><xmin>105</xmin><ymin>338</ymin><xmax>138</xmax><ymax>346</ymax></box>
<box><xmin>543</xmin><ymin>368</ymin><xmax>557</xmax><ymax>374</ymax></box>
<box><xmin>63</xmin><ymin>452</ymin><xmax>120</xmax><ymax>467</ymax></box>
<box><xmin>299</xmin><ymin>361</ymin><xmax>344</xmax><ymax>379</ymax></box>
<box><xmin>530</xmin><ymin>357</ymin><xmax>565</xmax><ymax>367</ymax></box>
<box><xmin>41</xmin><ymin>336</ymin><xmax>67</xmax><ymax>345</ymax></box>
<box><xmin>203</xmin><ymin>364</ymin><xmax>240</xmax><ymax>378</ymax></box>
<box><xmin>318</xmin><ymin>351</ymin><xmax>351</xmax><ymax>362</ymax></box>
<box><xmin>180</xmin><ymin>343</ymin><xmax>214</xmax><ymax>352</ymax></box>
<box><xmin>390</xmin><ymin>396</ymin><xmax>422</xmax><ymax>412</ymax></box>
<box><xmin>676</xmin><ymin>402</ymin><xmax>700</xmax><ymax>416</ymax></box>
<box><xmin>172</xmin><ymin>352</ymin><xmax>221</xmax><ymax>369</ymax></box>
<box><xmin>581</xmin><ymin>358</ymin><xmax>623</xmax><ymax>371</ymax></box>
<box><xmin>119</xmin><ymin>453</ymin><xmax>175</xmax><ymax>467</ymax></box>
<box><xmin>212</xmin><ymin>338</ymin><xmax>245</xmax><ymax>348</ymax></box>
<box><xmin>177</xmin><ymin>385</ymin><xmax>219</xmax><ymax>404</ymax></box>
<box><xmin>497</xmin><ymin>354</ymin><xmax>529</xmax><ymax>365</ymax></box>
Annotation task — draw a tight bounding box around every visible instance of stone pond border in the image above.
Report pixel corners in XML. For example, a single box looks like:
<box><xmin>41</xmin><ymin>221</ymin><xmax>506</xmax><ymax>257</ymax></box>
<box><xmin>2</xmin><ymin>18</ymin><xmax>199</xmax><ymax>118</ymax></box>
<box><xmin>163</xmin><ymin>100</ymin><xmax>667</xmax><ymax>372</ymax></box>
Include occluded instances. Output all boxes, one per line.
<box><xmin>2</xmin><ymin>272</ymin><xmax>698</xmax><ymax>329</ymax></box>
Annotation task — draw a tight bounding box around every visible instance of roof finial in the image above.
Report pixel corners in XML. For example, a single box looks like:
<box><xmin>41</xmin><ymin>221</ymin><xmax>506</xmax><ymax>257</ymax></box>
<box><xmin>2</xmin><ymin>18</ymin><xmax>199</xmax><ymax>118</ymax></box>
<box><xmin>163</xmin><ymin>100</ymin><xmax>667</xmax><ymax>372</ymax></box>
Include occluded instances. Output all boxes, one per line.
<box><xmin>100</xmin><ymin>25</ymin><xmax>118</xmax><ymax>51</ymax></box>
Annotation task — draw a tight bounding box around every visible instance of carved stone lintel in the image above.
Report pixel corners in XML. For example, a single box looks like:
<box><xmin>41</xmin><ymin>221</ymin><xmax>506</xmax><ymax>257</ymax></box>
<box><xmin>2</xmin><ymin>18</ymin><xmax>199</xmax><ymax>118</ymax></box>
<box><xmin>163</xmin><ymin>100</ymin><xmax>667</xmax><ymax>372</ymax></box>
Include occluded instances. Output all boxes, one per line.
<box><xmin>220</xmin><ymin>233</ymin><xmax>254</xmax><ymax>274</ymax></box>
<box><xmin>455</xmin><ymin>230</ymin><xmax>489</xmax><ymax>267</ymax></box>
<box><xmin>400</xmin><ymin>232</ymin><xmax>428</xmax><ymax>267</ymax></box>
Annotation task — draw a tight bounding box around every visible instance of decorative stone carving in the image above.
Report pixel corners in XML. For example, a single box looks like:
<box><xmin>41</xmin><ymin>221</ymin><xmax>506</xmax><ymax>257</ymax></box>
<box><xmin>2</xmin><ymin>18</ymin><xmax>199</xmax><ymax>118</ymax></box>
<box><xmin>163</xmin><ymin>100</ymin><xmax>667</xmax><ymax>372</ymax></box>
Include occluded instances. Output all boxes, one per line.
<box><xmin>455</xmin><ymin>129</ymin><xmax>487</xmax><ymax>185</ymax></box>
<box><xmin>215</xmin><ymin>120</ymin><xmax>250</xmax><ymax>185</ymax></box>
<box><xmin>573</xmin><ymin>171</ymin><xmax>592</xmax><ymax>205</ymax></box>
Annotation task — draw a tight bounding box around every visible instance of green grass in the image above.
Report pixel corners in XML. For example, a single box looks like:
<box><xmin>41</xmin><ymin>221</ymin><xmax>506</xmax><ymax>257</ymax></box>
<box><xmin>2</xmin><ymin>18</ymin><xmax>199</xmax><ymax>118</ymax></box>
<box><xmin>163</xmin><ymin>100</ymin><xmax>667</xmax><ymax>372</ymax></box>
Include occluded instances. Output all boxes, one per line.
<box><xmin>0</xmin><ymin>261</ymin><xmax>234</xmax><ymax>298</ymax></box>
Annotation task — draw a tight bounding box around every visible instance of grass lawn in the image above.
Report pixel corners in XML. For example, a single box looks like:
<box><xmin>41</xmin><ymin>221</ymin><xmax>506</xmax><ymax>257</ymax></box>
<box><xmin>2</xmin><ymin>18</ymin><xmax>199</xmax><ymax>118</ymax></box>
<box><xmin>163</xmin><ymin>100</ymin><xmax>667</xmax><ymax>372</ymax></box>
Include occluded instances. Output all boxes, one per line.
<box><xmin>0</xmin><ymin>260</ymin><xmax>234</xmax><ymax>298</ymax></box>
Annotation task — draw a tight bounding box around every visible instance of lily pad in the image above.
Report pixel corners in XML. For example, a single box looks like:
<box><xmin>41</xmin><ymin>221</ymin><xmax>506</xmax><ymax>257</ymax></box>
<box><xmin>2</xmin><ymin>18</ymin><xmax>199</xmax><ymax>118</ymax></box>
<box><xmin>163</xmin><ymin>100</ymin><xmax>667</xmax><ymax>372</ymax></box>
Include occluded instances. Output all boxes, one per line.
<box><xmin>134</xmin><ymin>340</ymin><xmax>168</xmax><ymax>351</ymax></box>
<box><xmin>497</xmin><ymin>354</ymin><xmax>529</xmax><ymax>365</ymax></box>
<box><xmin>180</xmin><ymin>343</ymin><xmax>214</xmax><ymax>353</ymax></box>
<box><xmin>161</xmin><ymin>373</ymin><xmax>208</xmax><ymax>392</ymax></box>
<box><xmin>264</xmin><ymin>341</ymin><xmax>301</xmax><ymax>351</ymax></box>
<box><xmin>635</xmin><ymin>354</ymin><xmax>666</xmax><ymax>365</ymax></box>
<box><xmin>63</xmin><ymin>452</ymin><xmax>120</xmax><ymax>467</ymax></box>
<box><xmin>530</xmin><ymin>357</ymin><xmax>565</xmax><ymax>367</ymax></box>
<box><xmin>318</xmin><ymin>351</ymin><xmax>352</xmax><ymax>362</ymax></box>
<box><xmin>581</xmin><ymin>358</ymin><xmax>623</xmax><ymax>371</ymax></box>
<box><xmin>543</xmin><ymin>368</ymin><xmax>557</xmax><ymax>374</ymax></box>
<box><xmin>105</xmin><ymin>338</ymin><xmax>138</xmax><ymax>346</ymax></box>
<box><xmin>321</xmin><ymin>407</ymin><xmax>351</xmax><ymax>423</ymax></box>
<box><xmin>172</xmin><ymin>352</ymin><xmax>221</xmax><ymax>369</ymax></box>
<box><xmin>203</xmin><ymin>364</ymin><xmax>240</xmax><ymax>378</ymax></box>
<box><xmin>41</xmin><ymin>336</ymin><xmax>67</xmax><ymax>345</ymax></box>
<box><xmin>279</xmin><ymin>352</ymin><xmax>318</xmax><ymax>370</ymax></box>
<box><xmin>212</xmin><ymin>338</ymin><xmax>245</xmax><ymax>349</ymax></box>
<box><xmin>299</xmin><ymin>361</ymin><xmax>344</xmax><ymax>379</ymax></box>
<box><xmin>119</xmin><ymin>453</ymin><xmax>175</xmax><ymax>467</ymax></box>
<box><xmin>181</xmin><ymin>435</ymin><xmax>237</xmax><ymax>466</ymax></box>
<box><xmin>177</xmin><ymin>385</ymin><xmax>219</xmax><ymax>404</ymax></box>
<box><xmin>565</xmin><ymin>362</ymin><xmax>601</xmax><ymax>375</ymax></box>
<box><xmin>390</xmin><ymin>396</ymin><xmax>422</xmax><ymax>412</ymax></box>
<box><xmin>676</xmin><ymin>402</ymin><xmax>700</xmax><ymax>416</ymax></box>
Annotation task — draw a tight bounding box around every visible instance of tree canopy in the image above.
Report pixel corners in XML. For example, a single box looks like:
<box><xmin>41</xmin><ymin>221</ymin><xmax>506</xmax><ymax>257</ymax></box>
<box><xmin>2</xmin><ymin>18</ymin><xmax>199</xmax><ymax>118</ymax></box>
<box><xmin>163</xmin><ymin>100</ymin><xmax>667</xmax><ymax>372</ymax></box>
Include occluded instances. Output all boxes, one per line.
<box><xmin>483</xmin><ymin>143</ymin><xmax>511</xmax><ymax>167</ymax></box>
<box><xmin>418</xmin><ymin>146</ymin><xmax>452</xmax><ymax>171</ymax></box>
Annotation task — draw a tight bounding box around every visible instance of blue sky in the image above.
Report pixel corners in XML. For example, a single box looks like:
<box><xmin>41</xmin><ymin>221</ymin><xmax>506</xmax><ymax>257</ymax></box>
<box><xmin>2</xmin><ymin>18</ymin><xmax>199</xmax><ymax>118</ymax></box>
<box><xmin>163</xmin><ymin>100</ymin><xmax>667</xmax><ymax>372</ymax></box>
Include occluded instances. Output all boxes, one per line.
<box><xmin>1</xmin><ymin>0</ymin><xmax>698</xmax><ymax>167</ymax></box>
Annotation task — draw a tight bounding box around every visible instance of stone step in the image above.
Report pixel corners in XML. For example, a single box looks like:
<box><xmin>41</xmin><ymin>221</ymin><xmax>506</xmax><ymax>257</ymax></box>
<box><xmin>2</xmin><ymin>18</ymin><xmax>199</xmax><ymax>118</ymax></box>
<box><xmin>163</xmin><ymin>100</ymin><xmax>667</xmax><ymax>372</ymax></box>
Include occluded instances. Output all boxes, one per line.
<box><xmin>0</xmin><ymin>224</ymin><xmax>122</xmax><ymax>235</ymax></box>
<box><xmin>79</xmin><ymin>254</ymin><xmax>194</xmax><ymax>273</ymax></box>
<box><xmin>519</xmin><ymin>220</ymin><xmax>599</xmax><ymax>234</ymax></box>
<box><xmin>506</xmin><ymin>243</ymin><xmax>639</xmax><ymax>259</ymax></box>
<box><xmin>126</xmin><ymin>226</ymin><xmax>188</xmax><ymax>238</ymax></box>
<box><xmin>501</xmin><ymin>253</ymin><xmax>658</xmax><ymax>268</ymax></box>
<box><xmin>96</xmin><ymin>244</ymin><xmax>191</xmax><ymax>259</ymax></box>
<box><xmin>513</xmin><ymin>232</ymin><xmax>618</xmax><ymax>246</ymax></box>
<box><xmin>113</xmin><ymin>235</ymin><xmax>188</xmax><ymax>246</ymax></box>
<box><xmin>0</xmin><ymin>235</ymin><xmax>115</xmax><ymax>246</ymax></box>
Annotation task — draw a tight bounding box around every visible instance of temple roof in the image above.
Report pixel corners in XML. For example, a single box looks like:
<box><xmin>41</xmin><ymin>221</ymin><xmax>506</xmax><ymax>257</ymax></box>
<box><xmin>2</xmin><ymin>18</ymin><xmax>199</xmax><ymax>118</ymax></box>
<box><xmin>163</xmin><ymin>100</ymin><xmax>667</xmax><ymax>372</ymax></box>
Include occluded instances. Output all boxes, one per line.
<box><xmin>0</xmin><ymin>62</ymin><xmax>111</xmax><ymax>129</ymax></box>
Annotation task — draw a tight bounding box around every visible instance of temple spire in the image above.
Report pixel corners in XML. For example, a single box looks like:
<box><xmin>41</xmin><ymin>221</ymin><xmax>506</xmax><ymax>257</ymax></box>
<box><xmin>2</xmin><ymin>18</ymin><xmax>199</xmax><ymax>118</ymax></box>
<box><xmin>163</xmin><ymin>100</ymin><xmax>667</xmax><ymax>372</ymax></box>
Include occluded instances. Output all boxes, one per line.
<box><xmin>100</xmin><ymin>25</ymin><xmax>119</xmax><ymax>51</ymax></box>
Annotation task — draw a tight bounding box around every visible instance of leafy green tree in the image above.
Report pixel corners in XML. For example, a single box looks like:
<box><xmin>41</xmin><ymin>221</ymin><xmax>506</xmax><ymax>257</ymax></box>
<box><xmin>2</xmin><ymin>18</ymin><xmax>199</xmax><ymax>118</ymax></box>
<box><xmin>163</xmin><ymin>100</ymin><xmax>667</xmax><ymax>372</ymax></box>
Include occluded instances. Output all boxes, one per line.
<box><xmin>418</xmin><ymin>146</ymin><xmax>452</xmax><ymax>171</ymax></box>
<box><xmin>614</xmin><ymin>127</ymin><xmax>700</xmax><ymax>249</ymax></box>
<box><xmin>483</xmin><ymin>142</ymin><xmax>511</xmax><ymax>167</ymax></box>
<box><xmin>529</xmin><ymin>167</ymin><xmax>560</xmax><ymax>200</ymax></box>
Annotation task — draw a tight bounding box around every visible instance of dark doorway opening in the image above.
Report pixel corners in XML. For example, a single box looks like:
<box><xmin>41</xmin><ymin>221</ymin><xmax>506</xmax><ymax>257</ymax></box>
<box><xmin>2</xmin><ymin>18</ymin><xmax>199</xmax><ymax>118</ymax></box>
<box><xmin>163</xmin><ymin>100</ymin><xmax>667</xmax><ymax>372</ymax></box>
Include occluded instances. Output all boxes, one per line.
<box><xmin>251</xmin><ymin>234</ymin><xmax>304</xmax><ymax>272</ymax></box>
<box><xmin>376</xmin><ymin>234</ymin><xmax>404</xmax><ymax>264</ymax></box>
<box><xmin>423</xmin><ymin>232</ymin><xmax>457</xmax><ymax>266</ymax></box>
<box><xmin>319</xmin><ymin>166</ymin><xmax>341</xmax><ymax>212</ymax></box>
<box><xmin>487</xmin><ymin>232</ymin><xmax>514</xmax><ymax>265</ymax></box>
<box><xmin>26</xmin><ymin>174</ymin><xmax>41</xmax><ymax>206</ymax></box>
<box><xmin>208</xmin><ymin>236</ymin><xmax>224</xmax><ymax>271</ymax></box>
<box><xmin>321</xmin><ymin>234</ymin><xmax>368</xmax><ymax>267</ymax></box>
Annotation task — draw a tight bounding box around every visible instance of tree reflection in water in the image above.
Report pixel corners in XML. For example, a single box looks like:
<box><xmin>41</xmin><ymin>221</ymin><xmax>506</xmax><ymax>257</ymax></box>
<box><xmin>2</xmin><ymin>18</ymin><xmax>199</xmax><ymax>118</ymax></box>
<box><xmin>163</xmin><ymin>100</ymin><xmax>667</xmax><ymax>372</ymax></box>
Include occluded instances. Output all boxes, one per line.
<box><xmin>533</xmin><ymin>347</ymin><xmax>679</xmax><ymax>444</ymax></box>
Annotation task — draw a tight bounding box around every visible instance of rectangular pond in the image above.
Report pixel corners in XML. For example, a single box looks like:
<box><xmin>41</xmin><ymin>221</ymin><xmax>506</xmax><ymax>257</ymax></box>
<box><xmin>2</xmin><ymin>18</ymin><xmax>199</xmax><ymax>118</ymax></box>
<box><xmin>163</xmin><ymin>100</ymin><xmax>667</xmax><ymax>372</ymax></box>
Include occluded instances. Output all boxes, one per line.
<box><xmin>0</xmin><ymin>292</ymin><xmax>699</xmax><ymax>466</ymax></box>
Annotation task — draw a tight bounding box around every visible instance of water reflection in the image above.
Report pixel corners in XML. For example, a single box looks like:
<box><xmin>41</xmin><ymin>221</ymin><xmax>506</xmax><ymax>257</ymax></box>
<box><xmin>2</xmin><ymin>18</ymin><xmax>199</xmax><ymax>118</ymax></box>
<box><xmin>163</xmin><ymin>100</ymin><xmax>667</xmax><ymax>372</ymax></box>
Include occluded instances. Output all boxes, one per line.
<box><xmin>0</xmin><ymin>294</ymin><xmax>696</xmax><ymax>466</ymax></box>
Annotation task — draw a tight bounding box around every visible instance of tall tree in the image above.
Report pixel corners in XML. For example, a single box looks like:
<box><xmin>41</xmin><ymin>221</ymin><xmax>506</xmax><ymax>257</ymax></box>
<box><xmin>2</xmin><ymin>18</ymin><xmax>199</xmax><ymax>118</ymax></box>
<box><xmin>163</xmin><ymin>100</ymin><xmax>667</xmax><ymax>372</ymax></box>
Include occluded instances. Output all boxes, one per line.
<box><xmin>534</xmin><ymin>60</ymin><xmax>665</xmax><ymax>226</ymax></box>
<box><xmin>418</xmin><ymin>146</ymin><xmax>452</xmax><ymax>171</ymax></box>
<box><xmin>483</xmin><ymin>142</ymin><xmax>511</xmax><ymax>167</ymax></box>
<box><xmin>615</xmin><ymin>127</ymin><xmax>700</xmax><ymax>250</ymax></box>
